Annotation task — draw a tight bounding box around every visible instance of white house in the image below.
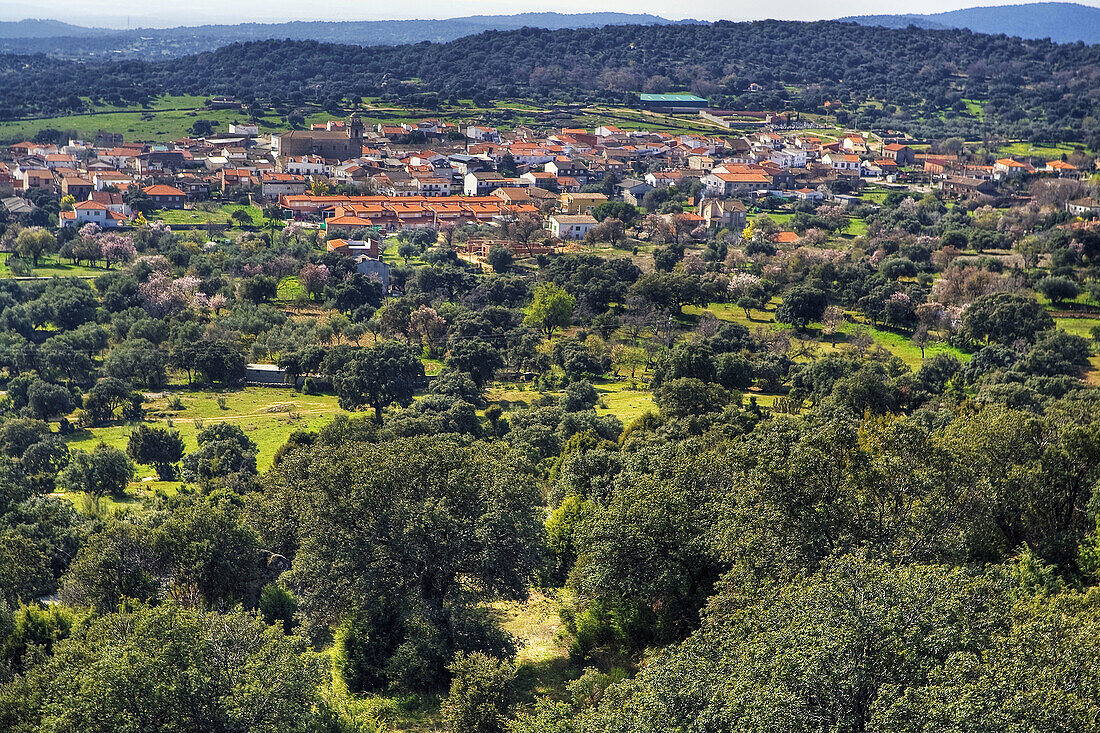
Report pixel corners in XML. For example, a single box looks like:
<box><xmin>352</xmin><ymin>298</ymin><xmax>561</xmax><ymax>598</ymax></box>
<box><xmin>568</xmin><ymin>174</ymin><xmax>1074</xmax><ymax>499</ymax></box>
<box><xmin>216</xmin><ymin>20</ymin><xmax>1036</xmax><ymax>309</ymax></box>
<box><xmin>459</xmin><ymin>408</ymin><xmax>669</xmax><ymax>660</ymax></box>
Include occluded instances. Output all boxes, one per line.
<box><xmin>464</xmin><ymin>171</ymin><xmax>506</xmax><ymax>196</ymax></box>
<box><xmin>92</xmin><ymin>171</ymin><xmax>134</xmax><ymax>191</ymax></box>
<box><xmin>768</xmin><ymin>148</ymin><xmax>808</xmax><ymax>169</ymax></box>
<box><xmin>993</xmin><ymin>158</ymin><xmax>1033</xmax><ymax>180</ymax></box>
<box><xmin>283</xmin><ymin>155</ymin><xmax>326</xmax><ymax>176</ymax></box>
<box><xmin>821</xmin><ymin>153</ymin><xmax>861</xmax><ymax>172</ymax></box>
<box><xmin>840</xmin><ymin>135</ymin><xmax>869</xmax><ymax>154</ymax></box>
<box><xmin>59</xmin><ymin>200</ymin><xmax>126</xmax><ymax>228</ymax></box>
<box><xmin>466</xmin><ymin>125</ymin><xmax>500</xmax><ymax>142</ymax></box>
<box><xmin>520</xmin><ymin>171</ymin><xmax>557</xmax><ymax>189</ymax></box>
<box><xmin>228</xmin><ymin>123</ymin><xmax>259</xmax><ymax>136</ymax></box>
<box><xmin>414</xmin><ymin>177</ymin><xmax>452</xmax><ymax>197</ymax></box>
<box><xmin>645</xmin><ymin>171</ymin><xmax>684</xmax><ymax>188</ymax></box>
<box><xmin>261</xmin><ymin>172</ymin><xmax>308</xmax><ymax>199</ymax></box>
<box><xmin>792</xmin><ymin>187</ymin><xmax>825</xmax><ymax>202</ymax></box>
<box><xmin>409</xmin><ymin>151</ymin><xmax>446</xmax><ymax>167</ymax></box>
<box><xmin>549</xmin><ymin>214</ymin><xmax>597</xmax><ymax>240</ymax></box>
<box><xmin>1067</xmin><ymin>198</ymin><xmax>1100</xmax><ymax>216</ymax></box>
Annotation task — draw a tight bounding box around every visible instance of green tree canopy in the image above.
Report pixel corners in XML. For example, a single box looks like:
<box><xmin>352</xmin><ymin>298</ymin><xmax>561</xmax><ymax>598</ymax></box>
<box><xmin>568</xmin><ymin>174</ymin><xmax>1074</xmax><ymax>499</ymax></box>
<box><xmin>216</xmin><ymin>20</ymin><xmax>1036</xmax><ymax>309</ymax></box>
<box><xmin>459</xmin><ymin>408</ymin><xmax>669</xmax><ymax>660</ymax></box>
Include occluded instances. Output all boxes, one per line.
<box><xmin>524</xmin><ymin>283</ymin><xmax>576</xmax><ymax>340</ymax></box>
<box><xmin>259</xmin><ymin>435</ymin><xmax>541</xmax><ymax>691</ymax></box>
<box><xmin>0</xmin><ymin>602</ymin><xmax>328</xmax><ymax>733</ymax></box>
<box><xmin>328</xmin><ymin>342</ymin><xmax>425</xmax><ymax>423</ymax></box>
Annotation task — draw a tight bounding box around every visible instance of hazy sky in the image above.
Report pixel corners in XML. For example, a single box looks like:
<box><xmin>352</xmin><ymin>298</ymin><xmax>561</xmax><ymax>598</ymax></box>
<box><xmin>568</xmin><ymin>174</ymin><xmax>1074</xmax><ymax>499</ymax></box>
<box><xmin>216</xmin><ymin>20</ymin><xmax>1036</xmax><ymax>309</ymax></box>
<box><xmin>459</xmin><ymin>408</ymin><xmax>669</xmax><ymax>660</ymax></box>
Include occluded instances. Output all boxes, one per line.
<box><xmin>4</xmin><ymin>0</ymin><xmax>1099</xmax><ymax>27</ymax></box>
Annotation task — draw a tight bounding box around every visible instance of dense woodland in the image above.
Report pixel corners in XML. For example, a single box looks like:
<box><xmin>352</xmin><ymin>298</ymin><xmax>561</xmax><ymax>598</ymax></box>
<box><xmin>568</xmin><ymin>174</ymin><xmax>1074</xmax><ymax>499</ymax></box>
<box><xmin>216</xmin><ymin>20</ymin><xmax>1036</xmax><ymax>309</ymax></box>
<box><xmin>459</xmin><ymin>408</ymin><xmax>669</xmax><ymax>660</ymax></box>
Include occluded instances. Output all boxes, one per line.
<box><xmin>4</xmin><ymin>20</ymin><xmax>1100</xmax><ymax>142</ymax></box>
<box><xmin>0</xmin><ymin>173</ymin><xmax>1100</xmax><ymax>730</ymax></box>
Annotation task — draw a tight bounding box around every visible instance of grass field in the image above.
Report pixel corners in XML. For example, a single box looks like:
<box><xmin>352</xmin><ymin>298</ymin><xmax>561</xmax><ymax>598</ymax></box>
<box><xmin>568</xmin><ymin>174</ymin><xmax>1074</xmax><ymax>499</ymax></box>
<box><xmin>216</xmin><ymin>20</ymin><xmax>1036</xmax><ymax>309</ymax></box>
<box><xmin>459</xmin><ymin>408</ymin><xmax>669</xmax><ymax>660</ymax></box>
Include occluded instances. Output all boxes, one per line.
<box><xmin>0</xmin><ymin>95</ymin><xmax>286</xmax><ymax>143</ymax></box>
<box><xmin>490</xmin><ymin>589</ymin><xmax>580</xmax><ymax>702</ymax></box>
<box><xmin>962</xmin><ymin>98</ymin><xmax>986</xmax><ymax>121</ymax></box>
<box><xmin>837</xmin><ymin>321</ymin><xmax>970</xmax><ymax>369</ymax></box>
<box><xmin>0</xmin><ymin>93</ymin><xmax>571</xmax><ymax>143</ymax></box>
<box><xmin>844</xmin><ymin>218</ymin><xmax>870</xmax><ymax>237</ymax></box>
<box><xmin>487</xmin><ymin>378</ymin><xmax>655</xmax><ymax>426</ymax></box>
<box><xmin>759</xmin><ymin>211</ymin><xmax>795</xmax><ymax>225</ymax></box>
<box><xmin>1054</xmin><ymin>315</ymin><xmax>1100</xmax><ymax>339</ymax></box>
<box><xmin>684</xmin><ymin>299</ymin><xmax>782</xmax><ymax>329</ymax></box>
<box><xmin>859</xmin><ymin>186</ymin><xmax>892</xmax><ymax>205</ymax></box>
<box><xmin>996</xmin><ymin>141</ymin><xmax>1088</xmax><ymax>160</ymax></box>
<box><xmin>595</xmin><ymin>380</ymin><xmax>655</xmax><ymax>424</ymax></box>
<box><xmin>0</xmin><ymin>93</ymin><xmax>828</xmax><ymax>144</ymax></box>
<box><xmin>64</xmin><ymin>387</ymin><xmax>349</xmax><ymax>480</ymax></box>
<box><xmin>577</xmin><ymin>105</ymin><xmax>729</xmax><ymax>135</ymax></box>
<box><xmin>277</xmin><ymin>275</ymin><xmax>307</xmax><ymax>301</ymax></box>
<box><xmin>151</xmin><ymin>204</ymin><xmax>265</xmax><ymax>227</ymax></box>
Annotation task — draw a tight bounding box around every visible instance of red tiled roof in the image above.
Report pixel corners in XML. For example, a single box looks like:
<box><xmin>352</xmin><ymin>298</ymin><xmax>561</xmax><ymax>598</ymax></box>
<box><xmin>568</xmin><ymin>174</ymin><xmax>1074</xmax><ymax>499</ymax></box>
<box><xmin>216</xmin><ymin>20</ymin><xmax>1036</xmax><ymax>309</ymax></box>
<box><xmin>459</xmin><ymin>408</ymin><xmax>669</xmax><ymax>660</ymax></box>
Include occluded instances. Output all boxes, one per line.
<box><xmin>142</xmin><ymin>184</ymin><xmax>186</xmax><ymax>196</ymax></box>
<box><xmin>326</xmin><ymin>216</ymin><xmax>375</xmax><ymax>226</ymax></box>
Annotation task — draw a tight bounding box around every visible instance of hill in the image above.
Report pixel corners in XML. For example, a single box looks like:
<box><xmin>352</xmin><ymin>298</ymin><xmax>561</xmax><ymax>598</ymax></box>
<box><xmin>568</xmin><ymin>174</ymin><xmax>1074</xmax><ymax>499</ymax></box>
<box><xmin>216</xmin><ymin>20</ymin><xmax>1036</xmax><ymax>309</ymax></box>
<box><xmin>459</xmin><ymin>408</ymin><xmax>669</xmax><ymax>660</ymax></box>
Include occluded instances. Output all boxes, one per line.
<box><xmin>0</xmin><ymin>18</ymin><xmax>103</xmax><ymax>38</ymax></box>
<box><xmin>846</xmin><ymin>2</ymin><xmax>1100</xmax><ymax>44</ymax></box>
<box><xmin>0</xmin><ymin>12</ymin><xmax>688</xmax><ymax>59</ymax></box>
<box><xmin>2</xmin><ymin>19</ymin><xmax>1099</xmax><ymax>143</ymax></box>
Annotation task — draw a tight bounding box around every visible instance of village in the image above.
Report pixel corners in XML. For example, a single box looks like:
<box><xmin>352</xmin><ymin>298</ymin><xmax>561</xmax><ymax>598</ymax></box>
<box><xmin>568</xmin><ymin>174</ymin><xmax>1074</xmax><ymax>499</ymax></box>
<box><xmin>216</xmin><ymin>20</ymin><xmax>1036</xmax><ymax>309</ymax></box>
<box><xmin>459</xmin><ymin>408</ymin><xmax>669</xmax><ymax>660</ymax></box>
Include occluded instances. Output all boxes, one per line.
<box><xmin>3</xmin><ymin>94</ymin><xmax>1094</xmax><ymax>274</ymax></box>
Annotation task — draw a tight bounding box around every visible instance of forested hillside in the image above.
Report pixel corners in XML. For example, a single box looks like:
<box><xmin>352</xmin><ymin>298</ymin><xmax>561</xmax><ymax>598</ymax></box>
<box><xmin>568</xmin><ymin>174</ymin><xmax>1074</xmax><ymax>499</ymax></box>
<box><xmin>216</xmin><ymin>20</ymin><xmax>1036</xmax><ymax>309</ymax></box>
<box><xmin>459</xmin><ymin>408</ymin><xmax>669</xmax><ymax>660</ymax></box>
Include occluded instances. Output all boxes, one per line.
<box><xmin>3</xmin><ymin>20</ymin><xmax>1100</xmax><ymax>142</ymax></box>
<box><xmin>0</xmin><ymin>13</ymin><xmax>686</xmax><ymax>60</ymax></box>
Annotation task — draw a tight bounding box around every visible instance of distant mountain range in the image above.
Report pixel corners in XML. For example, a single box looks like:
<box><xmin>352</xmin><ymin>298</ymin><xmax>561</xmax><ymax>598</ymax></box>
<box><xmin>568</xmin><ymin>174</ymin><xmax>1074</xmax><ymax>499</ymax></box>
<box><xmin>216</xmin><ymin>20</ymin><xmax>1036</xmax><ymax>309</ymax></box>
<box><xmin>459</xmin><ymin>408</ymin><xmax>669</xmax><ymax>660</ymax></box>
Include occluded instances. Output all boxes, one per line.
<box><xmin>4</xmin><ymin>3</ymin><xmax>1100</xmax><ymax>60</ymax></box>
<box><xmin>844</xmin><ymin>2</ymin><xmax>1100</xmax><ymax>44</ymax></box>
<box><xmin>0</xmin><ymin>12</ymin><xmax>692</xmax><ymax>58</ymax></box>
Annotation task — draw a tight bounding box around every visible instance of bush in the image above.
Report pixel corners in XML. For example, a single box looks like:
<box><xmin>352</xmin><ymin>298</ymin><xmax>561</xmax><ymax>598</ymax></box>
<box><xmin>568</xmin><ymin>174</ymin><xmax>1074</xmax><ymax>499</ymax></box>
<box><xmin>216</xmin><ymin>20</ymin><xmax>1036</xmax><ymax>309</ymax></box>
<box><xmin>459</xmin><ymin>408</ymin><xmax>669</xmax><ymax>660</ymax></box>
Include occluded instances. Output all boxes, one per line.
<box><xmin>441</xmin><ymin>652</ymin><xmax>517</xmax><ymax>733</ymax></box>
<box><xmin>333</xmin><ymin>602</ymin><xmax>404</xmax><ymax>694</ymax></box>
<box><xmin>258</xmin><ymin>583</ymin><xmax>298</xmax><ymax>634</ymax></box>
<box><xmin>485</xmin><ymin>246</ymin><xmax>514</xmax><ymax>273</ymax></box>
<box><xmin>7</xmin><ymin>257</ymin><xmax>32</xmax><ymax>276</ymax></box>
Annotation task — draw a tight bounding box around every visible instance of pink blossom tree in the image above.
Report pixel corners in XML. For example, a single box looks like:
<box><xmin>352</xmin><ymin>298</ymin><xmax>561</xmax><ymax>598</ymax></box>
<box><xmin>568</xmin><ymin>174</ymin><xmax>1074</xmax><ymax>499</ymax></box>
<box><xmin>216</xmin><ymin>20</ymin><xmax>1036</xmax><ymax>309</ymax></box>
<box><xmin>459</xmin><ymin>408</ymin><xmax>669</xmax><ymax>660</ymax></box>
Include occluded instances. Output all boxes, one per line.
<box><xmin>209</xmin><ymin>293</ymin><xmax>229</xmax><ymax>314</ymax></box>
<box><xmin>99</xmin><ymin>232</ymin><xmax>137</xmax><ymax>269</ymax></box>
<box><xmin>299</xmin><ymin>263</ymin><xmax>330</xmax><ymax>301</ymax></box>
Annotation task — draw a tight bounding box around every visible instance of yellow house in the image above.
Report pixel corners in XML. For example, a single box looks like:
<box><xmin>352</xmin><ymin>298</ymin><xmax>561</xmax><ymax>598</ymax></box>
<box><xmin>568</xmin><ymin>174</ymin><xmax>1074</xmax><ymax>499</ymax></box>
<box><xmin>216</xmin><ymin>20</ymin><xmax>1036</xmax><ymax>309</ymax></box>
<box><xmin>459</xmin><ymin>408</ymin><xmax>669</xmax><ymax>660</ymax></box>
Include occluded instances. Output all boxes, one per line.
<box><xmin>560</xmin><ymin>192</ymin><xmax>608</xmax><ymax>215</ymax></box>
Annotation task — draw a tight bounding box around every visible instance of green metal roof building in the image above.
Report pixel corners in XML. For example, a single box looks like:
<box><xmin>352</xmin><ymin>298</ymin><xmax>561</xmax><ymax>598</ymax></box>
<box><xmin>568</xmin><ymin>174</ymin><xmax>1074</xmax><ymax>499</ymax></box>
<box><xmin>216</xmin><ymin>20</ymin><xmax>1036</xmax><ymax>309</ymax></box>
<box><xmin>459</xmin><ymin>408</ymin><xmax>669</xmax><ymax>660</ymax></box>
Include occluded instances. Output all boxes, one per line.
<box><xmin>638</xmin><ymin>93</ymin><xmax>709</xmax><ymax>111</ymax></box>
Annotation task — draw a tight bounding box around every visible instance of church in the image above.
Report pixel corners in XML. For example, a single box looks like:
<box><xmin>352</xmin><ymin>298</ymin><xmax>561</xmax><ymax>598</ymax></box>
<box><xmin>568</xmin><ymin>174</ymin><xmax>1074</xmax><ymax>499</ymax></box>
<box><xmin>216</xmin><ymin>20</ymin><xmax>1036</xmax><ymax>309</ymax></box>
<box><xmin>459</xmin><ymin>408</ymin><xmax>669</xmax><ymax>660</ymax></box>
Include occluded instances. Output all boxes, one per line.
<box><xmin>272</xmin><ymin>115</ymin><xmax>365</xmax><ymax>160</ymax></box>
